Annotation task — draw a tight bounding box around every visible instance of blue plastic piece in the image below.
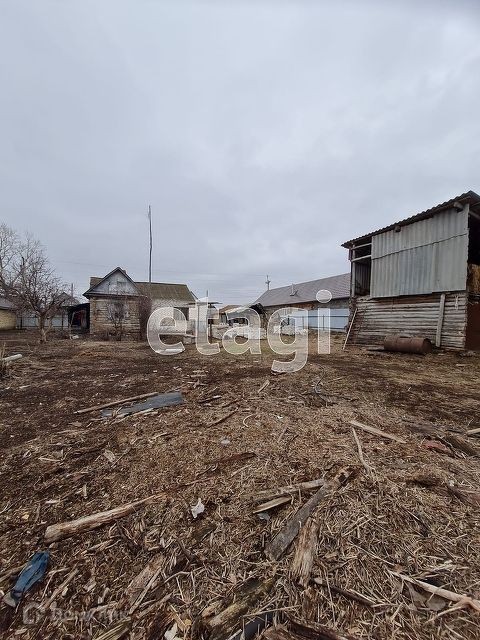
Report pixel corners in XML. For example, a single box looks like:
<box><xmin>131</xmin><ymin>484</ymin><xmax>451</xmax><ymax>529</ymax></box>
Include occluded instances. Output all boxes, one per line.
<box><xmin>4</xmin><ymin>551</ymin><xmax>49</xmax><ymax>607</ymax></box>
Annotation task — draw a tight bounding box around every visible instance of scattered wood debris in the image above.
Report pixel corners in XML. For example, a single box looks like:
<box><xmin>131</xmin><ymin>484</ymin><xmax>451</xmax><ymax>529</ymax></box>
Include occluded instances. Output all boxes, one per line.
<box><xmin>291</xmin><ymin>517</ymin><xmax>319</xmax><ymax>587</ymax></box>
<box><xmin>44</xmin><ymin>493</ymin><xmax>165</xmax><ymax>543</ymax></box>
<box><xmin>265</xmin><ymin>469</ymin><xmax>355</xmax><ymax>561</ymax></box>
<box><xmin>199</xmin><ymin>578</ymin><xmax>274</xmax><ymax>640</ymax></box>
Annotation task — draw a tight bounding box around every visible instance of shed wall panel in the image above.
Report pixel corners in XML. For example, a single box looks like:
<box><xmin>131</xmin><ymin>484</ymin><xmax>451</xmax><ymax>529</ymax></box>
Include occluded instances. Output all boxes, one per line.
<box><xmin>371</xmin><ymin>208</ymin><xmax>469</xmax><ymax>297</ymax></box>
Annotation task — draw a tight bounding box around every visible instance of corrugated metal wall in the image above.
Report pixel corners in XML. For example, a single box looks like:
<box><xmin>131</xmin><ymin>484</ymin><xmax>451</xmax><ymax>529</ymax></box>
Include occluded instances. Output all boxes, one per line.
<box><xmin>371</xmin><ymin>208</ymin><xmax>469</xmax><ymax>297</ymax></box>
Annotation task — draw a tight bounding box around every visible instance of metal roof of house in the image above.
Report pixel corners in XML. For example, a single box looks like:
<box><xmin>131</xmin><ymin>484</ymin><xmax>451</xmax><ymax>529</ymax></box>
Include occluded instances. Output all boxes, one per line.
<box><xmin>342</xmin><ymin>190</ymin><xmax>480</xmax><ymax>248</ymax></box>
<box><xmin>254</xmin><ymin>273</ymin><xmax>350</xmax><ymax>307</ymax></box>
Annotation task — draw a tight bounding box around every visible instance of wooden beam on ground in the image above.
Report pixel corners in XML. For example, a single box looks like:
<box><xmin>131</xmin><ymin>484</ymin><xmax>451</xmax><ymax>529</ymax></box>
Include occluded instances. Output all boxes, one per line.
<box><xmin>44</xmin><ymin>493</ymin><xmax>165</xmax><ymax>543</ymax></box>
<box><xmin>349</xmin><ymin>420</ymin><xmax>406</xmax><ymax>444</ymax></box>
<box><xmin>75</xmin><ymin>392</ymin><xmax>159</xmax><ymax>415</ymax></box>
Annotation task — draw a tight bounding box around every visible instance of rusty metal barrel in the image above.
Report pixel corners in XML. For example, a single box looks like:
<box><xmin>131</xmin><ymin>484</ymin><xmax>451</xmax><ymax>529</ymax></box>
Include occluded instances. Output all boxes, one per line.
<box><xmin>384</xmin><ymin>335</ymin><xmax>432</xmax><ymax>354</ymax></box>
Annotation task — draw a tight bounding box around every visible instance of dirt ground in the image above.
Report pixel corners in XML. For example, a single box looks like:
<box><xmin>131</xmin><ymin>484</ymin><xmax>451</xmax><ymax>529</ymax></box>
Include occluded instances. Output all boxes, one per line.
<box><xmin>0</xmin><ymin>331</ymin><xmax>479</xmax><ymax>640</ymax></box>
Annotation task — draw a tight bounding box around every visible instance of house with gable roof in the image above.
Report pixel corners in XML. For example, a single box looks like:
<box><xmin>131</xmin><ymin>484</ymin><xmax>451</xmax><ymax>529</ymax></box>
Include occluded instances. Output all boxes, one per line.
<box><xmin>84</xmin><ymin>267</ymin><xmax>195</xmax><ymax>339</ymax></box>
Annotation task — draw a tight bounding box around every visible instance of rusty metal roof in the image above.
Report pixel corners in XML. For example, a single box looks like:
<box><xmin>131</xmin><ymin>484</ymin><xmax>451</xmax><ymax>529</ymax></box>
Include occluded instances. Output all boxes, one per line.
<box><xmin>342</xmin><ymin>190</ymin><xmax>480</xmax><ymax>248</ymax></box>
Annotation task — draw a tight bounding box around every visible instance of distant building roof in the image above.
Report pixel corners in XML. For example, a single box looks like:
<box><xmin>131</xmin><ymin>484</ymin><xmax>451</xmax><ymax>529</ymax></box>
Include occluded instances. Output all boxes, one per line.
<box><xmin>135</xmin><ymin>282</ymin><xmax>195</xmax><ymax>306</ymax></box>
<box><xmin>218</xmin><ymin>304</ymin><xmax>244</xmax><ymax>314</ymax></box>
<box><xmin>0</xmin><ymin>297</ymin><xmax>15</xmax><ymax>311</ymax></box>
<box><xmin>255</xmin><ymin>273</ymin><xmax>350</xmax><ymax>307</ymax></box>
<box><xmin>342</xmin><ymin>190</ymin><xmax>480</xmax><ymax>247</ymax></box>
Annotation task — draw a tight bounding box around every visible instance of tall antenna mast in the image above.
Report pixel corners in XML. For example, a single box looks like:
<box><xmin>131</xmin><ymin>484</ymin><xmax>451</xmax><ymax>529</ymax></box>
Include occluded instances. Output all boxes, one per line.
<box><xmin>265</xmin><ymin>274</ymin><xmax>271</xmax><ymax>290</ymax></box>
<box><xmin>148</xmin><ymin>205</ymin><xmax>152</xmax><ymax>284</ymax></box>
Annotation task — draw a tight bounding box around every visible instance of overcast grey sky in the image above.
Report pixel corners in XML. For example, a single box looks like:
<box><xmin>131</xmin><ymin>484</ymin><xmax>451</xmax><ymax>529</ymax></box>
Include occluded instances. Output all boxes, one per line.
<box><xmin>1</xmin><ymin>1</ymin><xmax>479</xmax><ymax>304</ymax></box>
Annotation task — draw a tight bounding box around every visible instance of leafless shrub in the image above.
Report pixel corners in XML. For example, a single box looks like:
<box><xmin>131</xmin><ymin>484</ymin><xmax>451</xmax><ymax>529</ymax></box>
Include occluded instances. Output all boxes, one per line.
<box><xmin>0</xmin><ymin>224</ymin><xmax>67</xmax><ymax>343</ymax></box>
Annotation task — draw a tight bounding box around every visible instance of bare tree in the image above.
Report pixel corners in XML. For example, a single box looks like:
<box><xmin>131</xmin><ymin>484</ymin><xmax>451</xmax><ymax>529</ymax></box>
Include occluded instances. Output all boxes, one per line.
<box><xmin>137</xmin><ymin>295</ymin><xmax>152</xmax><ymax>340</ymax></box>
<box><xmin>0</xmin><ymin>224</ymin><xmax>67</xmax><ymax>343</ymax></box>
<box><xmin>106</xmin><ymin>298</ymin><xmax>128</xmax><ymax>341</ymax></box>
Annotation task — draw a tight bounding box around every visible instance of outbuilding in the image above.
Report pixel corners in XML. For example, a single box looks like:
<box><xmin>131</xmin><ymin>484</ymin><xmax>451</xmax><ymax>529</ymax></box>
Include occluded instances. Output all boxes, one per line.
<box><xmin>342</xmin><ymin>191</ymin><xmax>480</xmax><ymax>350</ymax></box>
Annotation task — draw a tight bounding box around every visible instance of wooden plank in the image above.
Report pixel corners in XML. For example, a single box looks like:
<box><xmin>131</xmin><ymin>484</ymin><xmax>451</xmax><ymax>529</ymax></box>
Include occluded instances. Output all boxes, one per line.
<box><xmin>349</xmin><ymin>420</ymin><xmax>406</xmax><ymax>444</ymax></box>
<box><xmin>291</xmin><ymin>517</ymin><xmax>319</xmax><ymax>587</ymax></box>
<box><xmin>265</xmin><ymin>470</ymin><xmax>352</xmax><ymax>561</ymax></box>
<box><xmin>75</xmin><ymin>392</ymin><xmax>159</xmax><ymax>415</ymax></box>
<box><xmin>252</xmin><ymin>496</ymin><xmax>291</xmax><ymax>514</ymax></box>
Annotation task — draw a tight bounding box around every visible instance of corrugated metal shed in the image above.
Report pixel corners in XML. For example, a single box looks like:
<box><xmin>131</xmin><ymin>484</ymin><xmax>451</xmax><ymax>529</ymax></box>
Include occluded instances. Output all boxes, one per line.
<box><xmin>371</xmin><ymin>207</ymin><xmax>469</xmax><ymax>297</ymax></box>
<box><xmin>342</xmin><ymin>190</ymin><xmax>480</xmax><ymax>247</ymax></box>
<box><xmin>255</xmin><ymin>273</ymin><xmax>350</xmax><ymax>307</ymax></box>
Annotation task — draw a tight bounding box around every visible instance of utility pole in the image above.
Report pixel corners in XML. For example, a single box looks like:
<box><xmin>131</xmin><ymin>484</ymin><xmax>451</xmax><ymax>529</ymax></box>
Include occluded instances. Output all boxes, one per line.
<box><xmin>265</xmin><ymin>275</ymin><xmax>271</xmax><ymax>290</ymax></box>
<box><xmin>148</xmin><ymin>205</ymin><xmax>152</xmax><ymax>284</ymax></box>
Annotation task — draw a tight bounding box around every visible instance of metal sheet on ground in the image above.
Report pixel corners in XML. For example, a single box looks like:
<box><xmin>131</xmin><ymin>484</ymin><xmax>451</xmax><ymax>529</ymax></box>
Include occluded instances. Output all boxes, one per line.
<box><xmin>102</xmin><ymin>392</ymin><xmax>185</xmax><ymax>416</ymax></box>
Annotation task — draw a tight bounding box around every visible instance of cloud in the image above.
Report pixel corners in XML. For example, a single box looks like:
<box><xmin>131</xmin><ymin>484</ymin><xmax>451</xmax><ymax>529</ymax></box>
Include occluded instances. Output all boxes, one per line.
<box><xmin>0</xmin><ymin>0</ymin><xmax>479</xmax><ymax>303</ymax></box>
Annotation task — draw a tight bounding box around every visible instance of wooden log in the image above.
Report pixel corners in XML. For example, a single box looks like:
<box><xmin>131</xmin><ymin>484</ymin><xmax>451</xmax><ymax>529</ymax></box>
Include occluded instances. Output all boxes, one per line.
<box><xmin>291</xmin><ymin>518</ymin><xmax>319</xmax><ymax>587</ymax></box>
<box><xmin>265</xmin><ymin>469</ymin><xmax>353</xmax><ymax>561</ymax></box>
<box><xmin>251</xmin><ymin>478</ymin><xmax>325</xmax><ymax>503</ymax></box>
<box><xmin>44</xmin><ymin>493</ymin><xmax>165</xmax><ymax>543</ymax></box>
<box><xmin>349</xmin><ymin>420</ymin><xmax>406</xmax><ymax>444</ymax></box>
<box><xmin>287</xmin><ymin>616</ymin><xmax>360</xmax><ymax>640</ymax></box>
<box><xmin>441</xmin><ymin>434</ymin><xmax>479</xmax><ymax>457</ymax></box>
<box><xmin>390</xmin><ymin>572</ymin><xmax>480</xmax><ymax>612</ymax></box>
<box><xmin>201</xmin><ymin>578</ymin><xmax>273</xmax><ymax>640</ymax></box>
<box><xmin>75</xmin><ymin>392</ymin><xmax>159</xmax><ymax>415</ymax></box>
